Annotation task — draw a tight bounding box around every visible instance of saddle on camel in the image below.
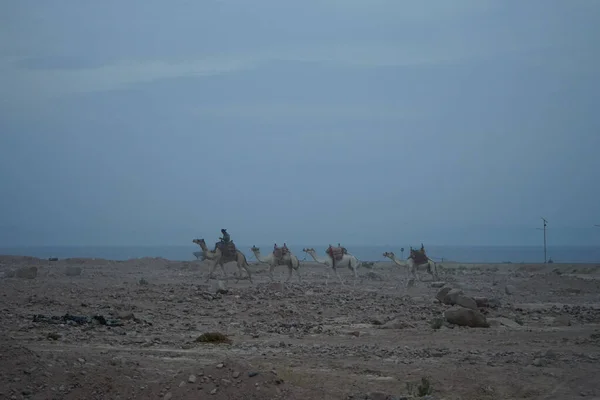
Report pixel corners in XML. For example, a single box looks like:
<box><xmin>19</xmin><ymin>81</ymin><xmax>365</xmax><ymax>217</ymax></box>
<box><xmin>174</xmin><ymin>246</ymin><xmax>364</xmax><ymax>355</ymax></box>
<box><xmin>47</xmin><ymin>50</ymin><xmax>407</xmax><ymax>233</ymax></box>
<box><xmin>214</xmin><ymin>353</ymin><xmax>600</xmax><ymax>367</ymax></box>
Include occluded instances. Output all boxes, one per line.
<box><xmin>214</xmin><ymin>228</ymin><xmax>236</xmax><ymax>258</ymax></box>
<box><xmin>273</xmin><ymin>243</ymin><xmax>290</xmax><ymax>261</ymax></box>
<box><xmin>409</xmin><ymin>244</ymin><xmax>429</xmax><ymax>265</ymax></box>
<box><xmin>327</xmin><ymin>244</ymin><xmax>346</xmax><ymax>266</ymax></box>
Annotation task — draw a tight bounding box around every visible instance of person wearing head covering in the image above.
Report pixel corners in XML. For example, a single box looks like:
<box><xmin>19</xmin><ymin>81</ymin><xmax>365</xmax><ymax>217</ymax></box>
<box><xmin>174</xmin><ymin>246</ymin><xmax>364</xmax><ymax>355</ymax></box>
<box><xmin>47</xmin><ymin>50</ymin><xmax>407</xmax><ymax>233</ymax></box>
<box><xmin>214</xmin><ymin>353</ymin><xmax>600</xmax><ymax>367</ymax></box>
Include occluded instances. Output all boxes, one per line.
<box><xmin>219</xmin><ymin>229</ymin><xmax>231</xmax><ymax>244</ymax></box>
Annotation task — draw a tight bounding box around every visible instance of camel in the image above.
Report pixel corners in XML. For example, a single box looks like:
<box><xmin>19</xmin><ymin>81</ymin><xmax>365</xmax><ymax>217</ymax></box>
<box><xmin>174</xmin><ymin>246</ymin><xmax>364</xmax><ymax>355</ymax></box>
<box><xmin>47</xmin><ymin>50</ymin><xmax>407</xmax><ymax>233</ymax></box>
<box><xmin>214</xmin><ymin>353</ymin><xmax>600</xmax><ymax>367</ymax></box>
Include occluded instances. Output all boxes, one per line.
<box><xmin>192</xmin><ymin>239</ymin><xmax>252</xmax><ymax>283</ymax></box>
<box><xmin>383</xmin><ymin>250</ymin><xmax>439</xmax><ymax>284</ymax></box>
<box><xmin>250</xmin><ymin>245</ymin><xmax>301</xmax><ymax>283</ymax></box>
<box><xmin>302</xmin><ymin>247</ymin><xmax>360</xmax><ymax>286</ymax></box>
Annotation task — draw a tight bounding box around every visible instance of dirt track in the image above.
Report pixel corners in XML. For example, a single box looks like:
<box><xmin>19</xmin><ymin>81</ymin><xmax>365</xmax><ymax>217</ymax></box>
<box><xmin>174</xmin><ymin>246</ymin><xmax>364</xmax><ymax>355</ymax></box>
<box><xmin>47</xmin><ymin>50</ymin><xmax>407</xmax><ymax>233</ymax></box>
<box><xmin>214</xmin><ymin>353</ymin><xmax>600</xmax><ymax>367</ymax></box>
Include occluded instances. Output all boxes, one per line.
<box><xmin>1</xmin><ymin>255</ymin><xmax>600</xmax><ymax>399</ymax></box>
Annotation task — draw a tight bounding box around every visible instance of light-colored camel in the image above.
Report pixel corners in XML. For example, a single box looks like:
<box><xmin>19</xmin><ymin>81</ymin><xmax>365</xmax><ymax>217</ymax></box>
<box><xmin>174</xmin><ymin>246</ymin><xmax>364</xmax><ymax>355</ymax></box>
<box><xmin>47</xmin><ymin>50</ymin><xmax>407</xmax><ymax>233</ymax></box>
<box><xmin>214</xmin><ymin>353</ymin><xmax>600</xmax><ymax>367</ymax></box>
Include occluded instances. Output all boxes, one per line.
<box><xmin>250</xmin><ymin>245</ymin><xmax>301</xmax><ymax>283</ymax></box>
<box><xmin>302</xmin><ymin>247</ymin><xmax>360</xmax><ymax>286</ymax></box>
<box><xmin>382</xmin><ymin>251</ymin><xmax>439</xmax><ymax>283</ymax></box>
<box><xmin>192</xmin><ymin>239</ymin><xmax>252</xmax><ymax>283</ymax></box>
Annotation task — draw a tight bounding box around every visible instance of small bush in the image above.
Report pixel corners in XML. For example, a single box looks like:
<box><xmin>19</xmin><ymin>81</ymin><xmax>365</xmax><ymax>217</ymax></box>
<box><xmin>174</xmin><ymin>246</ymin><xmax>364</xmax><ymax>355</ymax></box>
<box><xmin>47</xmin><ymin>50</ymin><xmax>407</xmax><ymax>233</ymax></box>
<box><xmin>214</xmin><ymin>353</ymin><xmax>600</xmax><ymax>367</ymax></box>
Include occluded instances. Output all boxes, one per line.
<box><xmin>430</xmin><ymin>318</ymin><xmax>443</xmax><ymax>330</ymax></box>
<box><xmin>196</xmin><ymin>332</ymin><xmax>232</xmax><ymax>344</ymax></box>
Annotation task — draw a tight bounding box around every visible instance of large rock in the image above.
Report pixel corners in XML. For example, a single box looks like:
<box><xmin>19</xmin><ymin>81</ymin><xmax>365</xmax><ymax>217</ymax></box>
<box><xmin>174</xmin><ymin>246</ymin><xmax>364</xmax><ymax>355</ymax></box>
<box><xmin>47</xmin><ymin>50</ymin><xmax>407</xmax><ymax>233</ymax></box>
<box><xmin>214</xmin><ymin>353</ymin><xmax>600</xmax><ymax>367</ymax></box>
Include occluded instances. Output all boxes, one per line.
<box><xmin>444</xmin><ymin>306</ymin><xmax>489</xmax><ymax>328</ymax></box>
<box><xmin>65</xmin><ymin>266</ymin><xmax>82</xmax><ymax>277</ymax></box>
<box><xmin>454</xmin><ymin>294</ymin><xmax>478</xmax><ymax>310</ymax></box>
<box><xmin>16</xmin><ymin>266</ymin><xmax>37</xmax><ymax>279</ymax></box>
<box><xmin>435</xmin><ymin>287</ymin><xmax>452</xmax><ymax>303</ymax></box>
<box><xmin>443</xmin><ymin>288</ymin><xmax>464</xmax><ymax>305</ymax></box>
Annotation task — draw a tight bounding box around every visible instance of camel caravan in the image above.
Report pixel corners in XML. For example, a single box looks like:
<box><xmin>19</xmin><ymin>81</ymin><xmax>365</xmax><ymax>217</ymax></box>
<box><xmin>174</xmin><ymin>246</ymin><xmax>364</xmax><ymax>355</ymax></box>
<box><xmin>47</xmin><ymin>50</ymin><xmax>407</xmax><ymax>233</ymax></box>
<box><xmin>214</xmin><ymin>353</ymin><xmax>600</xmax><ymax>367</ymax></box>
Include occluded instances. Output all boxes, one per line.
<box><xmin>193</xmin><ymin>229</ymin><xmax>441</xmax><ymax>286</ymax></box>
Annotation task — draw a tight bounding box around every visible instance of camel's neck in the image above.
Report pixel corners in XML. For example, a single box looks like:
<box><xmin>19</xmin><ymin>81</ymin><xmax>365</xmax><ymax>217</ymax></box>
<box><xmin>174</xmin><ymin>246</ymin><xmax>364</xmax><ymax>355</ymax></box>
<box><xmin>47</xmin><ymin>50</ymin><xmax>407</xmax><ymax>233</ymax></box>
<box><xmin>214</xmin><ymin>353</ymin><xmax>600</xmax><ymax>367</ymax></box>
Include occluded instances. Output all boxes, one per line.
<box><xmin>308</xmin><ymin>252</ymin><xmax>329</xmax><ymax>265</ymax></box>
<box><xmin>390</xmin><ymin>256</ymin><xmax>405</xmax><ymax>266</ymax></box>
<box><xmin>252</xmin><ymin>251</ymin><xmax>267</xmax><ymax>263</ymax></box>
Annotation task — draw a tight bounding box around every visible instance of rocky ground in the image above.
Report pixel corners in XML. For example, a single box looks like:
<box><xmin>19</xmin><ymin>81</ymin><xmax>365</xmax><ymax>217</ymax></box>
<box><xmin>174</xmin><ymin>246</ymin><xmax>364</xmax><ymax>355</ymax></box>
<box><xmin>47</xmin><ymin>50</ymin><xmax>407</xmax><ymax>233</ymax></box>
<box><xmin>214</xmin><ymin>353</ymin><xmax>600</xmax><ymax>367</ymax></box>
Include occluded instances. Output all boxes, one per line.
<box><xmin>1</xmin><ymin>255</ymin><xmax>600</xmax><ymax>400</ymax></box>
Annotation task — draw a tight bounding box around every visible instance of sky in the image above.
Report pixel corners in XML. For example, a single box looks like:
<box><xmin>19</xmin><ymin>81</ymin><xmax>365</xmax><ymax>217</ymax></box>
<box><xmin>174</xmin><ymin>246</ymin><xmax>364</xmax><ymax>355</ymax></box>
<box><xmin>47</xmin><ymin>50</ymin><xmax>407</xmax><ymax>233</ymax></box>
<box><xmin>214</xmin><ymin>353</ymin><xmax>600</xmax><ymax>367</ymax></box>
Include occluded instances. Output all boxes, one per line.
<box><xmin>1</xmin><ymin>0</ymin><xmax>599</xmax><ymax>247</ymax></box>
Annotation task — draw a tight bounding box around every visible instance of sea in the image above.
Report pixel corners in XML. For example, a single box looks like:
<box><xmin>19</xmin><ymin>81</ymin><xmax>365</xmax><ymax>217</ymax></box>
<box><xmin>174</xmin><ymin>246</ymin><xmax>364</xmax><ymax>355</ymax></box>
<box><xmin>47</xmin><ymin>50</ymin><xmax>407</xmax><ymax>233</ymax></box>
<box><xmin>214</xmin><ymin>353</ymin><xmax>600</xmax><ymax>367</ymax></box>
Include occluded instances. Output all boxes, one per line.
<box><xmin>1</xmin><ymin>245</ymin><xmax>600</xmax><ymax>264</ymax></box>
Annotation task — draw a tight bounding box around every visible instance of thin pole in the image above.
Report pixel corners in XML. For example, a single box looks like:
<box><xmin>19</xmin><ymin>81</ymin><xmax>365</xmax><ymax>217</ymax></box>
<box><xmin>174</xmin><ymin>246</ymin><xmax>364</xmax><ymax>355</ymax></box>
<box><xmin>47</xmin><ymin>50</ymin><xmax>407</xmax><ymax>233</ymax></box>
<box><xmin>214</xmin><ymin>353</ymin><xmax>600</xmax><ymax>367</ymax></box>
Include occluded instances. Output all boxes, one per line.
<box><xmin>541</xmin><ymin>217</ymin><xmax>547</xmax><ymax>263</ymax></box>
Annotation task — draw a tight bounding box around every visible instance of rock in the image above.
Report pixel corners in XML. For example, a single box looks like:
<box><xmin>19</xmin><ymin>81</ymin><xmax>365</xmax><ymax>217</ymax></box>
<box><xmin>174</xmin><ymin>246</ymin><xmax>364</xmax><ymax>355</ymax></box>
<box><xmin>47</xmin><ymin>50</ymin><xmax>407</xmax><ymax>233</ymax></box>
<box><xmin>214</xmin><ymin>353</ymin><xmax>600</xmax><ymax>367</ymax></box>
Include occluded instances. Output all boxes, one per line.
<box><xmin>364</xmin><ymin>271</ymin><xmax>384</xmax><ymax>281</ymax></box>
<box><xmin>118</xmin><ymin>312</ymin><xmax>135</xmax><ymax>320</ymax></box>
<box><xmin>454</xmin><ymin>295</ymin><xmax>478</xmax><ymax>310</ymax></box>
<box><xmin>505</xmin><ymin>285</ymin><xmax>516</xmax><ymax>295</ymax></box>
<box><xmin>232</xmin><ymin>371</ymin><xmax>240</xmax><ymax>379</ymax></box>
<box><xmin>16</xmin><ymin>266</ymin><xmax>37</xmax><ymax>279</ymax></box>
<box><xmin>380</xmin><ymin>318</ymin><xmax>414</xmax><ymax>329</ymax></box>
<box><xmin>532</xmin><ymin>358</ymin><xmax>546</xmax><ymax>367</ymax></box>
<box><xmin>365</xmin><ymin>392</ymin><xmax>388</xmax><ymax>400</ymax></box>
<box><xmin>443</xmin><ymin>289</ymin><xmax>464</xmax><ymax>305</ymax></box>
<box><xmin>444</xmin><ymin>306</ymin><xmax>489</xmax><ymax>328</ymax></box>
<box><xmin>267</xmin><ymin>282</ymin><xmax>284</xmax><ymax>292</ymax></box>
<box><xmin>216</xmin><ymin>363</ymin><xmax>224</xmax><ymax>369</ymax></box>
<box><xmin>473</xmin><ymin>297</ymin><xmax>489</xmax><ymax>307</ymax></box>
<box><xmin>435</xmin><ymin>287</ymin><xmax>452</xmax><ymax>303</ymax></box>
<box><xmin>188</xmin><ymin>374</ymin><xmax>196</xmax><ymax>383</ymax></box>
<box><xmin>490</xmin><ymin>317</ymin><xmax>523</xmax><ymax>329</ymax></box>
<box><xmin>430</xmin><ymin>281</ymin><xmax>446</xmax><ymax>288</ymax></box>
<box><xmin>488</xmin><ymin>298</ymin><xmax>501</xmax><ymax>309</ymax></box>
<box><xmin>248</xmin><ymin>371</ymin><xmax>258</xmax><ymax>377</ymax></box>
<box><xmin>211</xmin><ymin>280</ymin><xmax>228</xmax><ymax>294</ymax></box>
<box><xmin>65</xmin><ymin>266</ymin><xmax>82</xmax><ymax>277</ymax></box>
<box><xmin>210</xmin><ymin>388</ymin><xmax>218</xmax><ymax>395</ymax></box>
<box><xmin>164</xmin><ymin>393</ymin><xmax>172</xmax><ymax>400</ymax></box>
<box><xmin>552</xmin><ymin>315</ymin><xmax>571</xmax><ymax>326</ymax></box>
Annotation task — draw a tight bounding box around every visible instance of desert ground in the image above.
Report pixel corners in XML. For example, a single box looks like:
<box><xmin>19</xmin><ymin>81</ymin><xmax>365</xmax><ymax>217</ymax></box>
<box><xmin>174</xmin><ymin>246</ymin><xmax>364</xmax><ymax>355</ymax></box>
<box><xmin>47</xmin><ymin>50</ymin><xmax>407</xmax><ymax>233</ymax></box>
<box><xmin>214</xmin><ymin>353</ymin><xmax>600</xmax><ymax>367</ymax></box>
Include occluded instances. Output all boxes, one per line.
<box><xmin>1</xmin><ymin>254</ymin><xmax>600</xmax><ymax>400</ymax></box>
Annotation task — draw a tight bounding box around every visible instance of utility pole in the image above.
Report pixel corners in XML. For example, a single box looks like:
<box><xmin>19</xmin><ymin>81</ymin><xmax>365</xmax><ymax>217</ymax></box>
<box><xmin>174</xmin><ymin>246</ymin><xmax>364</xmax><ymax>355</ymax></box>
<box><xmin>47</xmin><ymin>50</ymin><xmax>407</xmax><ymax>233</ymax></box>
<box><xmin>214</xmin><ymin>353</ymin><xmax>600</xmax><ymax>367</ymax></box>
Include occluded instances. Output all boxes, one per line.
<box><xmin>541</xmin><ymin>217</ymin><xmax>547</xmax><ymax>263</ymax></box>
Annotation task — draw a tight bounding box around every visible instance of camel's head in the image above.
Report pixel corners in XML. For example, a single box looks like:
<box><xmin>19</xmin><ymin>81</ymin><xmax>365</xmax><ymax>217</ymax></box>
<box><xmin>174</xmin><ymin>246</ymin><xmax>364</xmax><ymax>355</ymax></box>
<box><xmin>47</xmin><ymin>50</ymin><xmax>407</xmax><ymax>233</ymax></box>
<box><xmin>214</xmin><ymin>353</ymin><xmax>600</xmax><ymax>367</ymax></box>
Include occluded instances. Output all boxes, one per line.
<box><xmin>302</xmin><ymin>248</ymin><xmax>315</xmax><ymax>253</ymax></box>
<box><xmin>192</xmin><ymin>238</ymin><xmax>206</xmax><ymax>246</ymax></box>
<box><xmin>382</xmin><ymin>251</ymin><xmax>395</xmax><ymax>259</ymax></box>
<box><xmin>250</xmin><ymin>245</ymin><xmax>260</xmax><ymax>253</ymax></box>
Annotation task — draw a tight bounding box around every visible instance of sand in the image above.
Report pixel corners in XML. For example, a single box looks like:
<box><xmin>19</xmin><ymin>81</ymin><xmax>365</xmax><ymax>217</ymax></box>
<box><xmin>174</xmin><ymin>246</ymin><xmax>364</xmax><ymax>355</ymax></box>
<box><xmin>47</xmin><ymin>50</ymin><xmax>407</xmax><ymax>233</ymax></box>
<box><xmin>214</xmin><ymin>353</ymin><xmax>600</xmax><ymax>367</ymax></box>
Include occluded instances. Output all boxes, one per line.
<box><xmin>1</xmin><ymin>255</ymin><xmax>600</xmax><ymax>399</ymax></box>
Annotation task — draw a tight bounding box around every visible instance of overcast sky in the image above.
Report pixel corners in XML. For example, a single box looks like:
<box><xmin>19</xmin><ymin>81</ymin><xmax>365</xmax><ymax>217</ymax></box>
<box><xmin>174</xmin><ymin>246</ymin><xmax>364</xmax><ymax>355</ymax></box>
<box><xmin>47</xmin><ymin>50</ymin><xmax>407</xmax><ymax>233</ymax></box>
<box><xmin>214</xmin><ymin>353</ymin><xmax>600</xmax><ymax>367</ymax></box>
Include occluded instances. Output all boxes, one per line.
<box><xmin>1</xmin><ymin>0</ymin><xmax>599</xmax><ymax>246</ymax></box>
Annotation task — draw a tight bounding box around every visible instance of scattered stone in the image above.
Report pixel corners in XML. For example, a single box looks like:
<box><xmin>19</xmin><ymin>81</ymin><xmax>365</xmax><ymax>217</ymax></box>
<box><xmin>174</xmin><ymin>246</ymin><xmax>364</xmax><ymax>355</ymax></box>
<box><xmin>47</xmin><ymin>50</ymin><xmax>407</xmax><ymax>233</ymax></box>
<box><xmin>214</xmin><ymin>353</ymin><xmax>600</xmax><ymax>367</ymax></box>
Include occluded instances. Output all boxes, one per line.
<box><xmin>248</xmin><ymin>372</ymin><xmax>258</xmax><ymax>377</ymax></box>
<box><xmin>430</xmin><ymin>281</ymin><xmax>446</xmax><ymax>288</ymax></box>
<box><xmin>505</xmin><ymin>285</ymin><xmax>516</xmax><ymax>295</ymax></box>
<box><xmin>47</xmin><ymin>332</ymin><xmax>61</xmax><ymax>340</ymax></box>
<box><xmin>473</xmin><ymin>297</ymin><xmax>489</xmax><ymax>307</ymax></box>
<box><xmin>16</xmin><ymin>266</ymin><xmax>37</xmax><ymax>279</ymax></box>
<box><xmin>164</xmin><ymin>392</ymin><xmax>172</xmax><ymax>400</ymax></box>
<box><xmin>188</xmin><ymin>374</ymin><xmax>196</xmax><ymax>383</ymax></box>
<box><xmin>211</xmin><ymin>280</ymin><xmax>228</xmax><ymax>294</ymax></box>
<box><xmin>232</xmin><ymin>371</ymin><xmax>240</xmax><ymax>379</ymax></box>
<box><xmin>532</xmin><ymin>358</ymin><xmax>546</xmax><ymax>367</ymax></box>
<box><xmin>210</xmin><ymin>388</ymin><xmax>218</xmax><ymax>395</ymax></box>
<box><xmin>490</xmin><ymin>317</ymin><xmax>524</xmax><ymax>329</ymax></box>
<box><xmin>444</xmin><ymin>306</ymin><xmax>489</xmax><ymax>328</ymax></box>
<box><xmin>435</xmin><ymin>287</ymin><xmax>452</xmax><ymax>303</ymax></box>
<box><xmin>365</xmin><ymin>392</ymin><xmax>388</xmax><ymax>400</ymax></box>
<box><xmin>380</xmin><ymin>318</ymin><xmax>414</xmax><ymax>329</ymax></box>
<box><xmin>552</xmin><ymin>315</ymin><xmax>571</xmax><ymax>327</ymax></box>
<box><xmin>65</xmin><ymin>266</ymin><xmax>82</xmax><ymax>277</ymax></box>
<box><xmin>216</xmin><ymin>363</ymin><xmax>224</xmax><ymax>369</ymax></box>
<box><xmin>267</xmin><ymin>282</ymin><xmax>284</xmax><ymax>292</ymax></box>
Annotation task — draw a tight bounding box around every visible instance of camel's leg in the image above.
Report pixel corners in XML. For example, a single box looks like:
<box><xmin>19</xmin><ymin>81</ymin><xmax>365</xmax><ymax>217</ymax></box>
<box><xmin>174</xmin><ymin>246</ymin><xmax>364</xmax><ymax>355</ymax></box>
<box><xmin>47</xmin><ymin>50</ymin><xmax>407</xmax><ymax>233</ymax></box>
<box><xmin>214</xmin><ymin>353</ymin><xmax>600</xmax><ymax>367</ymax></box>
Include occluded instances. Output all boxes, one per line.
<box><xmin>205</xmin><ymin>260</ymin><xmax>219</xmax><ymax>282</ymax></box>
<box><xmin>285</xmin><ymin>265</ymin><xmax>292</xmax><ymax>283</ymax></box>
<box><xmin>220</xmin><ymin>262</ymin><xmax>227</xmax><ymax>279</ymax></box>
<box><xmin>242</xmin><ymin>262</ymin><xmax>252</xmax><ymax>284</ymax></box>
<box><xmin>296</xmin><ymin>267</ymin><xmax>302</xmax><ymax>283</ymax></box>
<box><xmin>268</xmin><ymin>264</ymin><xmax>276</xmax><ymax>282</ymax></box>
<box><xmin>334</xmin><ymin>267</ymin><xmax>344</xmax><ymax>286</ymax></box>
